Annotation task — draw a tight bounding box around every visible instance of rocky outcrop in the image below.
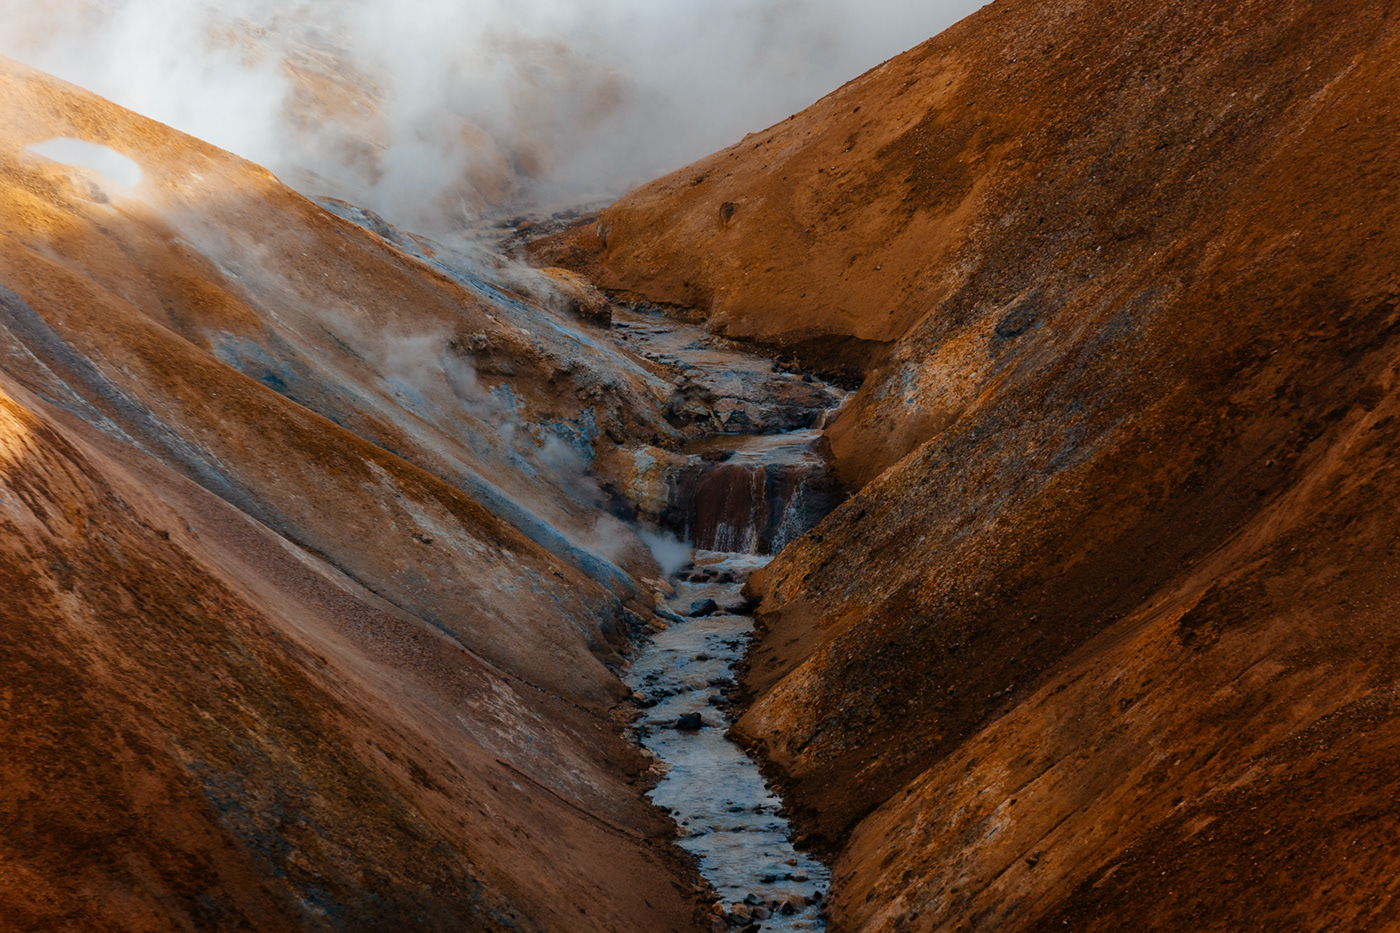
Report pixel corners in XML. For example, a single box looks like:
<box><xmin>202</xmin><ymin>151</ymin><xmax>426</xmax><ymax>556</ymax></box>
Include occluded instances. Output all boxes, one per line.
<box><xmin>538</xmin><ymin>1</ymin><xmax>1400</xmax><ymax>930</ymax></box>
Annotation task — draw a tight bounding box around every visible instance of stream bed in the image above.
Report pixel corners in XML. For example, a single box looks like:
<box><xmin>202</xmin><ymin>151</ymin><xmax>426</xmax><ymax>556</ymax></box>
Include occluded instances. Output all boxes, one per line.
<box><xmin>626</xmin><ymin>550</ymin><xmax>829</xmax><ymax>931</ymax></box>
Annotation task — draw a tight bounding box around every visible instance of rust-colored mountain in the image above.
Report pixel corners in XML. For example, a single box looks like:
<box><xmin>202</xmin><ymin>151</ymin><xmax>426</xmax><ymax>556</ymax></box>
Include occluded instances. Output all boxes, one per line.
<box><xmin>537</xmin><ymin>0</ymin><xmax>1400</xmax><ymax>929</ymax></box>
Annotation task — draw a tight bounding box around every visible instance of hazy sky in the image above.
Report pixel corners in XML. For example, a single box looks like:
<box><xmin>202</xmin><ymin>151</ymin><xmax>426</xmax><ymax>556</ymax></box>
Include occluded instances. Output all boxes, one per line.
<box><xmin>1</xmin><ymin>0</ymin><xmax>985</xmax><ymax>231</ymax></box>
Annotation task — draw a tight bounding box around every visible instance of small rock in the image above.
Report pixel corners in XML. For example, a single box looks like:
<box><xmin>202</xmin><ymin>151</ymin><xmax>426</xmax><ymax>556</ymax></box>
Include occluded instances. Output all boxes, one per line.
<box><xmin>752</xmin><ymin>906</ymin><xmax>771</xmax><ymax>921</ymax></box>
<box><xmin>674</xmin><ymin>712</ymin><xmax>705</xmax><ymax>731</ymax></box>
<box><xmin>1026</xmin><ymin>850</ymin><xmax>1043</xmax><ymax>868</ymax></box>
<box><xmin>744</xmin><ymin>893</ymin><xmax>764</xmax><ymax>906</ymax></box>
<box><xmin>688</xmin><ymin>598</ymin><xmax>721</xmax><ymax>617</ymax></box>
<box><xmin>761</xmin><ymin>873</ymin><xmax>778</xmax><ymax>884</ymax></box>
<box><xmin>791</xmin><ymin>871</ymin><xmax>808</xmax><ymax>882</ymax></box>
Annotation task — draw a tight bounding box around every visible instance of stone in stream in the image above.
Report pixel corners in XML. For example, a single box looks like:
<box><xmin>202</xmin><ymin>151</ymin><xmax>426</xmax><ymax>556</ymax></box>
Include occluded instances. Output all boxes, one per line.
<box><xmin>688</xmin><ymin>598</ymin><xmax>721</xmax><ymax>617</ymax></box>
<box><xmin>778</xmin><ymin>895</ymin><xmax>804</xmax><ymax>915</ymax></box>
<box><xmin>674</xmin><ymin>712</ymin><xmax>705</xmax><ymax>730</ymax></box>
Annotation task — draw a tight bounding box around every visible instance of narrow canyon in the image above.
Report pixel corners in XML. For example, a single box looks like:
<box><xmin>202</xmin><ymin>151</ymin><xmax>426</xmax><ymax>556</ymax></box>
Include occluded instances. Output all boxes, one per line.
<box><xmin>3</xmin><ymin>0</ymin><xmax>1400</xmax><ymax>931</ymax></box>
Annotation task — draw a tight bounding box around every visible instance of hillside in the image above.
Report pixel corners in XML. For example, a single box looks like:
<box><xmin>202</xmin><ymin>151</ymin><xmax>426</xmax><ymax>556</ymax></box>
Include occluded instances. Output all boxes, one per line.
<box><xmin>535</xmin><ymin>0</ymin><xmax>1400</xmax><ymax>929</ymax></box>
<box><xmin>0</xmin><ymin>58</ymin><xmax>713</xmax><ymax>932</ymax></box>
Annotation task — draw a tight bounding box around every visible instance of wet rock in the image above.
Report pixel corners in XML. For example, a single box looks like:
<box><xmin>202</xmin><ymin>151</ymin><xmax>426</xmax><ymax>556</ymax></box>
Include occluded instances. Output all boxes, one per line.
<box><xmin>744</xmin><ymin>893</ymin><xmax>764</xmax><ymax>906</ymax></box>
<box><xmin>674</xmin><ymin>712</ymin><xmax>705</xmax><ymax>731</ymax></box>
<box><xmin>688</xmin><ymin>598</ymin><xmax>721</xmax><ymax>617</ymax></box>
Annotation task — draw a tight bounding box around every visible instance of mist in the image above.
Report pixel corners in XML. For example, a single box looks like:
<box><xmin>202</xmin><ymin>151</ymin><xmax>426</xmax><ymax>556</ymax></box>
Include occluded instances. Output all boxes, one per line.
<box><xmin>0</xmin><ymin>0</ymin><xmax>984</xmax><ymax>234</ymax></box>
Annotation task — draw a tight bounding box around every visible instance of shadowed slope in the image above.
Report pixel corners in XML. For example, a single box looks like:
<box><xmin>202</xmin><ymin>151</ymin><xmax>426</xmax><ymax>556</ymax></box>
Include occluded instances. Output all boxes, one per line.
<box><xmin>0</xmin><ymin>375</ymin><xmax>703</xmax><ymax>932</ymax></box>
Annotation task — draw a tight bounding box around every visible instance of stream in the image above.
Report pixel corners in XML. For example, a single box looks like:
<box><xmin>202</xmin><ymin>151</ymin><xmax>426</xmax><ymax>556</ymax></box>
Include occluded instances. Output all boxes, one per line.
<box><xmin>626</xmin><ymin>550</ymin><xmax>829</xmax><ymax>931</ymax></box>
<box><xmin>606</xmin><ymin>307</ymin><xmax>840</xmax><ymax>931</ymax></box>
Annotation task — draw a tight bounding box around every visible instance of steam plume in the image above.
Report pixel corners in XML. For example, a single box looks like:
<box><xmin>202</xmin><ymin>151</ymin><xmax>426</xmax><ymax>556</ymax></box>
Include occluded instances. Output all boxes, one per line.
<box><xmin>1</xmin><ymin>0</ymin><xmax>984</xmax><ymax>232</ymax></box>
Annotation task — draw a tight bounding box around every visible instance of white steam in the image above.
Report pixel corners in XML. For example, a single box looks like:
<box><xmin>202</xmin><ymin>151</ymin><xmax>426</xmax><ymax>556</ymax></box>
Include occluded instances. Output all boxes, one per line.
<box><xmin>0</xmin><ymin>0</ymin><xmax>984</xmax><ymax>232</ymax></box>
<box><xmin>638</xmin><ymin>527</ymin><xmax>692</xmax><ymax>577</ymax></box>
<box><xmin>25</xmin><ymin>137</ymin><xmax>145</xmax><ymax>187</ymax></box>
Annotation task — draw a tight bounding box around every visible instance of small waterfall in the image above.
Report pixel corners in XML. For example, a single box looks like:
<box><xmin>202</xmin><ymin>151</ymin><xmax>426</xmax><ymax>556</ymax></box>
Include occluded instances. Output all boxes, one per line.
<box><xmin>684</xmin><ymin>430</ymin><xmax>841</xmax><ymax>555</ymax></box>
<box><xmin>692</xmin><ymin>463</ymin><xmax>766</xmax><ymax>553</ymax></box>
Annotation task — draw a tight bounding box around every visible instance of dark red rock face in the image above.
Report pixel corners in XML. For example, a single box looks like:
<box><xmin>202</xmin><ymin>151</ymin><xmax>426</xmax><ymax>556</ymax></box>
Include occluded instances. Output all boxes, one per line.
<box><xmin>692</xmin><ymin>462</ymin><xmax>768</xmax><ymax>553</ymax></box>
<box><xmin>685</xmin><ymin>458</ymin><xmax>843</xmax><ymax>555</ymax></box>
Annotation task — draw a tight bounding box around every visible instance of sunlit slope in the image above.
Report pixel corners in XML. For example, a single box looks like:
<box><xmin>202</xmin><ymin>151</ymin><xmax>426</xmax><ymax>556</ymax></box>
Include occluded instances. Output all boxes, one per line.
<box><xmin>0</xmin><ymin>59</ymin><xmax>706</xmax><ymax>932</ymax></box>
<box><xmin>539</xmin><ymin>1</ymin><xmax>1400</xmax><ymax>930</ymax></box>
<box><xmin>0</xmin><ymin>57</ymin><xmax>687</xmax><ymax>707</ymax></box>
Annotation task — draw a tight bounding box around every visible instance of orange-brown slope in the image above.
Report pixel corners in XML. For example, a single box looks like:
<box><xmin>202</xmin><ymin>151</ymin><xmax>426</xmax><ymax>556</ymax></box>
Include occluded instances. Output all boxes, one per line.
<box><xmin>541</xmin><ymin>0</ymin><xmax>1400</xmax><ymax>930</ymax></box>
<box><xmin>0</xmin><ymin>61</ymin><xmax>707</xmax><ymax>931</ymax></box>
<box><xmin>0</xmin><ymin>57</ymin><xmax>681</xmax><ymax>708</ymax></box>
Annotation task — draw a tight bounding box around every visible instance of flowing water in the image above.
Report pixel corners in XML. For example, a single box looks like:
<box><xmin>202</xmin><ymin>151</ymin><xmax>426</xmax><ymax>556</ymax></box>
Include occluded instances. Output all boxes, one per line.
<box><xmin>627</xmin><ymin>554</ymin><xmax>830</xmax><ymax>931</ymax></box>
<box><xmin>604</xmin><ymin>302</ymin><xmax>837</xmax><ymax>928</ymax></box>
<box><xmin>682</xmin><ymin>430</ymin><xmax>839</xmax><ymax>556</ymax></box>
